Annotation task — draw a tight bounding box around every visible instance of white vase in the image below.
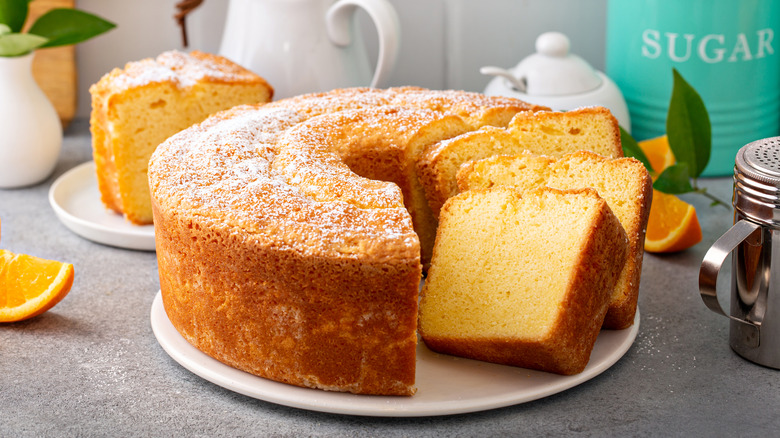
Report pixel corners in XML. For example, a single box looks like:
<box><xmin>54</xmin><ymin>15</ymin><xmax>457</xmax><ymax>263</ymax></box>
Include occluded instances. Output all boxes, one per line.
<box><xmin>0</xmin><ymin>53</ymin><xmax>63</xmax><ymax>188</ymax></box>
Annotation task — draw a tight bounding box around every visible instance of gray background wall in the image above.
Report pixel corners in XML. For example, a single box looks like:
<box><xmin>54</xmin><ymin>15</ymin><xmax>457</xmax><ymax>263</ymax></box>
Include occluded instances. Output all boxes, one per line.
<box><xmin>74</xmin><ymin>0</ymin><xmax>609</xmax><ymax>118</ymax></box>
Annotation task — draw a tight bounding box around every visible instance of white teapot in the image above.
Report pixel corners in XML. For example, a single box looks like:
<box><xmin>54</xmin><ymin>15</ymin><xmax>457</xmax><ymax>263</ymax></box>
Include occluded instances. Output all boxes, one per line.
<box><xmin>219</xmin><ymin>0</ymin><xmax>400</xmax><ymax>100</ymax></box>
<box><xmin>481</xmin><ymin>32</ymin><xmax>631</xmax><ymax>131</ymax></box>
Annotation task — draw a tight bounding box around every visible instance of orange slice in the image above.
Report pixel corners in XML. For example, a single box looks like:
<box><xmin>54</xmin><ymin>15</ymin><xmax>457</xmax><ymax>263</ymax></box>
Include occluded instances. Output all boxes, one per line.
<box><xmin>0</xmin><ymin>249</ymin><xmax>75</xmax><ymax>322</ymax></box>
<box><xmin>644</xmin><ymin>190</ymin><xmax>702</xmax><ymax>253</ymax></box>
<box><xmin>639</xmin><ymin>135</ymin><xmax>675</xmax><ymax>174</ymax></box>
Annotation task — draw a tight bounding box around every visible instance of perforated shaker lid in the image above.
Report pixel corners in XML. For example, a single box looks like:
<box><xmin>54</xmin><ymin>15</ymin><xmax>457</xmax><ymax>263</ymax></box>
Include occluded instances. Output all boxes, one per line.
<box><xmin>736</xmin><ymin>137</ymin><xmax>780</xmax><ymax>186</ymax></box>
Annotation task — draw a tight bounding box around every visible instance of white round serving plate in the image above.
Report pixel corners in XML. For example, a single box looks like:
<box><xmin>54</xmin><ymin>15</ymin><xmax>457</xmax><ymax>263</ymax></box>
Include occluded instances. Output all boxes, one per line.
<box><xmin>151</xmin><ymin>291</ymin><xmax>639</xmax><ymax>417</ymax></box>
<box><xmin>49</xmin><ymin>161</ymin><xmax>155</xmax><ymax>251</ymax></box>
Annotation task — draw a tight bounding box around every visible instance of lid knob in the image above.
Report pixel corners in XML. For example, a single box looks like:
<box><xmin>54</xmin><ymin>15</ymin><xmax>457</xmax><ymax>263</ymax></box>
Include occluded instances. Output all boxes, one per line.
<box><xmin>536</xmin><ymin>32</ymin><xmax>570</xmax><ymax>58</ymax></box>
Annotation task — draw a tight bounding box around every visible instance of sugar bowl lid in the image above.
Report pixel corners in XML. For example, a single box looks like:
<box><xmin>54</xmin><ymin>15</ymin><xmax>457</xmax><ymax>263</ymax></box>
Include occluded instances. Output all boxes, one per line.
<box><xmin>481</xmin><ymin>32</ymin><xmax>602</xmax><ymax>96</ymax></box>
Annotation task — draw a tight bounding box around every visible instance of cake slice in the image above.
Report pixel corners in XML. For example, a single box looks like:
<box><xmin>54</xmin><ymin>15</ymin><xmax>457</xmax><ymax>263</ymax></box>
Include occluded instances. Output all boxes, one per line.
<box><xmin>507</xmin><ymin>106</ymin><xmax>621</xmax><ymax>156</ymax></box>
<box><xmin>89</xmin><ymin>50</ymin><xmax>273</xmax><ymax>224</ymax></box>
<box><xmin>416</xmin><ymin>106</ymin><xmax>622</xmax><ymax>218</ymax></box>
<box><xmin>456</xmin><ymin>150</ymin><xmax>651</xmax><ymax>329</ymax></box>
<box><xmin>418</xmin><ymin>186</ymin><xmax>628</xmax><ymax>375</ymax></box>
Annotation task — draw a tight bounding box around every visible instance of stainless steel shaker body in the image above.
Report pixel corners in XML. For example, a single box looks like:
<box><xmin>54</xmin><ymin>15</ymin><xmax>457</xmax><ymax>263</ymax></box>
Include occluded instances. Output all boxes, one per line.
<box><xmin>700</xmin><ymin>137</ymin><xmax>780</xmax><ymax>369</ymax></box>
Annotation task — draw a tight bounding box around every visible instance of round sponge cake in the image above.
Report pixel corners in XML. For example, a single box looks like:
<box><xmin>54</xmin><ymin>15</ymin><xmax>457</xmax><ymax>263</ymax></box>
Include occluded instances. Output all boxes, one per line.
<box><xmin>148</xmin><ymin>87</ymin><xmax>543</xmax><ymax>395</ymax></box>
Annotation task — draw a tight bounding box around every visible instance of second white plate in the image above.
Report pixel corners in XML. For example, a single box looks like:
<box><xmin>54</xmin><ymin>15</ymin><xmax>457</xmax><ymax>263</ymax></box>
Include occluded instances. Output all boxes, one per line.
<box><xmin>49</xmin><ymin>161</ymin><xmax>155</xmax><ymax>251</ymax></box>
<box><xmin>151</xmin><ymin>292</ymin><xmax>639</xmax><ymax>417</ymax></box>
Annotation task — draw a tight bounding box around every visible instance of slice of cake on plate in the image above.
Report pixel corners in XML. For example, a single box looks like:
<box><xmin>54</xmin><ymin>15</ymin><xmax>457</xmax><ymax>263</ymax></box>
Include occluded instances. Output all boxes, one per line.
<box><xmin>90</xmin><ymin>50</ymin><xmax>273</xmax><ymax>225</ymax></box>
<box><xmin>456</xmin><ymin>150</ymin><xmax>652</xmax><ymax>329</ymax></box>
<box><xmin>419</xmin><ymin>186</ymin><xmax>628</xmax><ymax>375</ymax></box>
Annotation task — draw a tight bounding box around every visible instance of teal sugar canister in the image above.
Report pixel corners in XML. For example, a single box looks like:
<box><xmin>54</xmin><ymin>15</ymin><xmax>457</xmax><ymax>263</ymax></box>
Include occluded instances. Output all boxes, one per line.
<box><xmin>606</xmin><ymin>0</ymin><xmax>780</xmax><ymax>176</ymax></box>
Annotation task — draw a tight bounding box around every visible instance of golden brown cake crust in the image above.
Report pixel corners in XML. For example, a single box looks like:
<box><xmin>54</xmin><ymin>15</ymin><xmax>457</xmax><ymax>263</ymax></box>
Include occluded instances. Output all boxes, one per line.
<box><xmin>149</xmin><ymin>88</ymin><xmax>542</xmax><ymax>395</ymax></box>
<box><xmin>154</xmin><ymin>199</ymin><xmax>420</xmax><ymax>395</ymax></box>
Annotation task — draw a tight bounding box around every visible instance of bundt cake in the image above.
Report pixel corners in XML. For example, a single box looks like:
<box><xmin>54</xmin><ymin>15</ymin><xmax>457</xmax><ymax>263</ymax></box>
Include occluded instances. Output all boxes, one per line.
<box><xmin>457</xmin><ymin>150</ymin><xmax>652</xmax><ymax>329</ymax></box>
<box><xmin>418</xmin><ymin>186</ymin><xmax>628</xmax><ymax>375</ymax></box>
<box><xmin>90</xmin><ymin>50</ymin><xmax>273</xmax><ymax>225</ymax></box>
<box><xmin>148</xmin><ymin>87</ymin><xmax>544</xmax><ymax>395</ymax></box>
<box><xmin>417</xmin><ymin>106</ymin><xmax>622</xmax><ymax>218</ymax></box>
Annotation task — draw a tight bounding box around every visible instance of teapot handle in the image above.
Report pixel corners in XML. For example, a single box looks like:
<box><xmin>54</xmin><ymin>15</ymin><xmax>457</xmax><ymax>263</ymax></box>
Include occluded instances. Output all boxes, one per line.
<box><xmin>326</xmin><ymin>0</ymin><xmax>400</xmax><ymax>88</ymax></box>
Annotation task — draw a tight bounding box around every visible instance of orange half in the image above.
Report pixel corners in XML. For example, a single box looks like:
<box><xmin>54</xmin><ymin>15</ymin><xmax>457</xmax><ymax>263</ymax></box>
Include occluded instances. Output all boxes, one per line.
<box><xmin>644</xmin><ymin>190</ymin><xmax>702</xmax><ymax>253</ymax></box>
<box><xmin>0</xmin><ymin>250</ymin><xmax>75</xmax><ymax>322</ymax></box>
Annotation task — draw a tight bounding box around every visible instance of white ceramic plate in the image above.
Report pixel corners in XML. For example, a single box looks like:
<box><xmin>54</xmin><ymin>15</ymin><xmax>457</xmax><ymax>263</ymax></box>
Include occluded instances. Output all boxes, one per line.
<box><xmin>151</xmin><ymin>292</ymin><xmax>639</xmax><ymax>416</ymax></box>
<box><xmin>48</xmin><ymin>161</ymin><xmax>155</xmax><ymax>251</ymax></box>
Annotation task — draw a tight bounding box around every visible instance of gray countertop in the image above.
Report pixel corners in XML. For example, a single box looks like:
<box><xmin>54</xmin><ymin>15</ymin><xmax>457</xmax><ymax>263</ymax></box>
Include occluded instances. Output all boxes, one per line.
<box><xmin>1</xmin><ymin>120</ymin><xmax>778</xmax><ymax>437</ymax></box>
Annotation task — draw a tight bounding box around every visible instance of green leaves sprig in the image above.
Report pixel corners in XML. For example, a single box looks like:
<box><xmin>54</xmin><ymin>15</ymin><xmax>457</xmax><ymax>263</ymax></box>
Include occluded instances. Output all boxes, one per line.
<box><xmin>0</xmin><ymin>0</ymin><xmax>114</xmax><ymax>57</ymax></box>
<box><xmin>622</xmin><ymin>68</ymin><xmax>730</xmax><ymax>209</ymax></box>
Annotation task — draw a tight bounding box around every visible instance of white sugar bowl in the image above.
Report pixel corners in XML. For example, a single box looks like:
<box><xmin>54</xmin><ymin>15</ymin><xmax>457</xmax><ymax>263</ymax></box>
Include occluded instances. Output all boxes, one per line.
<box><xmin>482</xmin><ymin>32</ymin><xmax>631</xmax><ymax>132</ymax></box>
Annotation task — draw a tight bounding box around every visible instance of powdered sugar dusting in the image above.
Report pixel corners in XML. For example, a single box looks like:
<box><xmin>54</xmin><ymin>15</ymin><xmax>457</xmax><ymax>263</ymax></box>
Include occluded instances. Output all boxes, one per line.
<box><xmin>107</xmin><ymin>50</ymin><xmax>253</xmax><ymax>90</ymax></box>
<box><xmin>149</xmin><ymin>88</ymin><xmax>537</xmax><ymax>258</ymax></box>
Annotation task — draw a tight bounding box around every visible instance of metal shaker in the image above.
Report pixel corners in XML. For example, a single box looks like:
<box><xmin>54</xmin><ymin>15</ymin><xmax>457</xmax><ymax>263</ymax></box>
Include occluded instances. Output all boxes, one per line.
<box><xmin>699</xmin><ymin>136</ymin><xmax>780</xmax><ymax>369</ymax></box>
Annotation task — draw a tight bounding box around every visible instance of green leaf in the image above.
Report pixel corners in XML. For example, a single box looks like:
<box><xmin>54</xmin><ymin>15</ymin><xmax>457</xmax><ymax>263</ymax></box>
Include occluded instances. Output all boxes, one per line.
<box><xmin>619</xmin><ymin>126</ymin><xmax>654</xmax><ymax>173</ymax></box>
<box><xmin>0</xmin><ymin>24</ymin><xmax>11</xmax><ymax>36</ymax></box>
<box><xmin>0</xmin><ymin>0</ymin><xmax>30</xmax><ymax>33</ymax></box>
<box><xmin>653</xmin><ymin>163</ymin><xmax>694</xmax><ymax>194</ymax></box>
<box><xmin>0</xmin><ymin>32</ymin><xmax>47</xmax><ymax>57</ymax></box>
<box><xmin>28</xmin><ymin>8</ymin><xmax>115</xmax><ymax>48</ymax></box>
<box><xmin>666</xmin><ymin>68</ymin><xmax>711</xmax><ymax>178</ymax></box>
